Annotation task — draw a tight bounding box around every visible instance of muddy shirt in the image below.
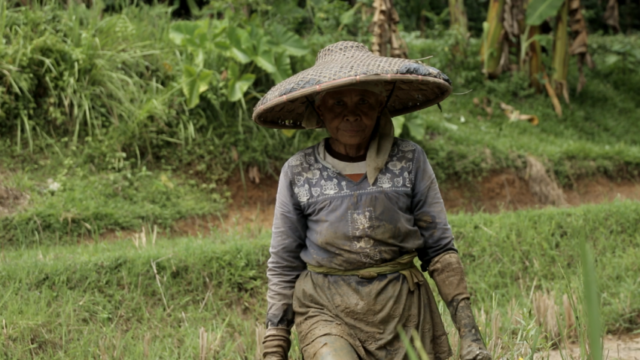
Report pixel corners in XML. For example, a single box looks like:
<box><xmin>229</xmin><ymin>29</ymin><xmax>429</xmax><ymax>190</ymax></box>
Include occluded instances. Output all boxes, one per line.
<box><xmin>266</xmin><ymin>138</ymin><xmax>456</xmax><ymax>327</ymax></box>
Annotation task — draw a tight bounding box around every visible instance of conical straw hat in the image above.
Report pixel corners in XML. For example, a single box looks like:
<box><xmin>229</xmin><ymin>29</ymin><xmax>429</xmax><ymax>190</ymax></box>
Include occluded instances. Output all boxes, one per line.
<box><xmin>252</xmin><ymin>41</ymin><xmax>452</xmax><ymax>129</ymax></box>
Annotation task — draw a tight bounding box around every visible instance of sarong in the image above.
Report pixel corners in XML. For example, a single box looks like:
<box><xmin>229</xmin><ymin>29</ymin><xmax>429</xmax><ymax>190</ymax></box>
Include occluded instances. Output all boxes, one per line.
<box><xmin>293</xmin><ymin>268</ymin><xmax>453</xmax><ymax>360</ymax></box>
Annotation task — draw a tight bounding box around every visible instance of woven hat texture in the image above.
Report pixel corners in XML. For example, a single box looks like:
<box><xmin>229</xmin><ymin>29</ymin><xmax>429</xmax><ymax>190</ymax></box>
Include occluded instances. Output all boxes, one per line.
<box><xmin>252</xmin><ymin>41</ymin><xmax>452</xmax><ymax>129</ymax></box>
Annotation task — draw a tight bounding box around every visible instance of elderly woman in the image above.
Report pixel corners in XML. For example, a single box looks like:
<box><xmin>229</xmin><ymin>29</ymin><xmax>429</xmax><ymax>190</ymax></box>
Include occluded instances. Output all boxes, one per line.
<box><xmin>253</xmin><ymin>42</ymin><xmax>491</xmax><ymax>360</ymax></box>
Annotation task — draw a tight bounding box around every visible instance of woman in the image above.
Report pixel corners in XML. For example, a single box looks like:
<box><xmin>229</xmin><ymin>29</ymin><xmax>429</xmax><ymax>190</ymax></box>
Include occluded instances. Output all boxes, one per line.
<box><xmin>253</xmin><ymin>41</ymin><xmax>491</xmax><ymax>360</ymax></box>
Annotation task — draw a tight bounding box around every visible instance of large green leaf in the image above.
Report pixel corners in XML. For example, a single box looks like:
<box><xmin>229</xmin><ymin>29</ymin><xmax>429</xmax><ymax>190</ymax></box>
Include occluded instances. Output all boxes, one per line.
<box><xmin>339</xmin><ymin>3</ymin><xmax>362</xmax><ymax>26</ymax></box>
<box><xmin>226</xmin><ymin>63</ymin><xmax>255</xmax><ymax>102</ymax></box>
<box><xmin>227</xmin><ymin>27</ymin><xmax>252</xmax><ymax>64</ymax></box>
<box><xmin>526</xmin><ymin>0</ymin><xmax>565</xmax><ymax>26</ymax></box>
<box><xmin>271</xmin><ymin>25</ymin><xmax>309</xmax><ymax>56</ymax></box>
<box><xmin>182</xmin><ymin>65</ymin><xmax>214</xmax><ymax>109</ymax></box>
<box><xmin>213</xmin><ymin>40</ymin><xmax>231</xmax><ymax>51</ymax></box>
<box><xmin>253</xmin><ymin>40</ymin><xmax>277</xmax><ymax>73</ymax></box>
<box><xmin>169</xmin><ymin>20</ymin><xmax>208</xmax><ymax>49</ymax></box>
<box><xmin>228</xmin><ymin>74</ymin><xmax>256</xmax><ymax>102</ymax></box>
<box><xmin>169</xmin><ymin>21</ymin><xmax>200</xmax><ymax>46</ymax></box>
<box><xmin>269</xmin><ymin>51</ymin><xmax>292</xmax><ymax>84</ymax></box>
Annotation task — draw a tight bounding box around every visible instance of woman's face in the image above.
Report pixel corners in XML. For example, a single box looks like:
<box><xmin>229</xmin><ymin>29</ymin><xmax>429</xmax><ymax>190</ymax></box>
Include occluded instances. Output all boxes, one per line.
<box><xmin>316</xmin><ymin>88</ymin><xmax>384</xmax><ymax>149</ymax></box>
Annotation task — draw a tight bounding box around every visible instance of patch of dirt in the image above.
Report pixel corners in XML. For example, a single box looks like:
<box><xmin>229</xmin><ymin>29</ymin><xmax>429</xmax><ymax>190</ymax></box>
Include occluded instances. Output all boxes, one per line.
<box><xmin>171</xmin><ymin>173</ymin><xmax>279</xmax><ymax>236</ymax></box>
<box><xmin>442</xmin><ymin>171</ymin><xmax>640</xmax><ymax>213</ymax></box>
<box><xmin>0</xmin><ymin>184</ymin><xmax>30</xmax><ymax>217</ymax></box>
<box><xmin>536</xmin><ymin>334</ymin><xmax>640</xmax><ymax>360</ymax></box>
<box><xmin>173</xmin><ymin>170</ymin><xmax>640</xmax><ymax>234</ymax></box>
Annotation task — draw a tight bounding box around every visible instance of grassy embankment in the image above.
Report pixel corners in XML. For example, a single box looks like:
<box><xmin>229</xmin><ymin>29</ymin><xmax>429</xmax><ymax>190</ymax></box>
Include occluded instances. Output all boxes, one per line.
<box><xmin>2</xmin><ymin>201</ymin><xmax>638</xmax><ymax>359</ymax></box>
<box><xmin>1</xmin><ymin>3</ymin><xmax>640</xmax><ymax>245</ymax></box>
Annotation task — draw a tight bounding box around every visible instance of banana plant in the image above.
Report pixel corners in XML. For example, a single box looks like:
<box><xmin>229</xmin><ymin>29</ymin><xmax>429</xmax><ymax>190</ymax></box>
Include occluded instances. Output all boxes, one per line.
<box><xmin>481</xmin><ymin>0</ymin><xmax>506</xmax><ymax>78</ymax></box>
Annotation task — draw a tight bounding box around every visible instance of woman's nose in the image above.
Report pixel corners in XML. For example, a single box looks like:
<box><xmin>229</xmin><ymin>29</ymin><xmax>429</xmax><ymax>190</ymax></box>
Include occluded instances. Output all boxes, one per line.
<box><xmin>343</xmin><ymin>109</ymin><xmax>360</xmax><ymax>122</ymax></box>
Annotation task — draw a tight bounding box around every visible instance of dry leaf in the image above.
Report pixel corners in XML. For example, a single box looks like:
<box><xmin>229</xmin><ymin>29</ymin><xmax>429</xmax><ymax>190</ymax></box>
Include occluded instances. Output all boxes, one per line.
<box><xmin>370</xmin><ymin>0</ymin><xmax>407</xmax><ymax>58</ymax></box>
<box><xmin>499</xmin><ymin>102</ymin><xmax>539</xmax><ymax>125</ymax></box>
<box><xmin>604</xmin><ymin>0</ymin><xmax>620</xmax><ymax>33</ymax></box>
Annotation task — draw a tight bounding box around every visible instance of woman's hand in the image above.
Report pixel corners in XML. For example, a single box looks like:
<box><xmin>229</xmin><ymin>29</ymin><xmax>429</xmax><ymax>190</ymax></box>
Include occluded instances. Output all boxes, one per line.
<box><xmin>262</xmin><ymin>327</ymin><xmax>291</xmax><ymax>360</ymax></box>
<box><xmin>456</xmin><ymin>298</ymin><xmax>492</xmax><ymax>360</ymax></box>
<box><xmin>428</xmin><ymin>252</ymin><xmax>492</xmax><ymax>360</ymax></box>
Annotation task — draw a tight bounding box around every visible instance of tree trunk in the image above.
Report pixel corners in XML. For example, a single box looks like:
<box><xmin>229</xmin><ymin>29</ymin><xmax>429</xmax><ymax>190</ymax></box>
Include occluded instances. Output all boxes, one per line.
<box><xmin>481</xmin><ymin>0</ymin><xmax>506</xmax><ymax>78</ymax></box>
<box><xmin>449</xmin><ymin>0</ymin><xmax>469</xmax><ymax>36</ymax></box>
<box><xmin>371</xmin><ymin>0</ymin><xmax>408</xmax><ymax>58</ymax></box>
<box><xmin>552</xmin><ymin>0</ymin><xmax>570</xmax><ymax>103</ymax></box>
<box><xmin>527</xmin><ymin>25</ymin><xmax>544</xmax><ymax>92</ymax></box>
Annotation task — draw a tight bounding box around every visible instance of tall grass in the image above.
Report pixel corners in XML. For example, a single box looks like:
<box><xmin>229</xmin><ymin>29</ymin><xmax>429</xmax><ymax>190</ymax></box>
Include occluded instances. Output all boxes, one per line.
<box><xmin>1</xmin><ymin>201</ymin><xmax>638</xmax><ymax>358</ymax></box>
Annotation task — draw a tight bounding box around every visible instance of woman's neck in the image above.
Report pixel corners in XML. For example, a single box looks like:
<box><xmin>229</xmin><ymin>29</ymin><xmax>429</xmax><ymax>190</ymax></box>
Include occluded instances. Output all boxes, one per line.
<box><xmin>325</xmin><ymin>139</ymin><xmax>366</xmax><ymax>162</ymax></box>
<box><xmin>328</xmin><ymin>138</ymin><xmax>368</xmax><ymax>158</ymax></box>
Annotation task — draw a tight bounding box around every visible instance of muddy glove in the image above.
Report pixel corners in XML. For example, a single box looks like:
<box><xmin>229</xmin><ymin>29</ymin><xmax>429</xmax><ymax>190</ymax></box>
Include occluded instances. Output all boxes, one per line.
<box><xmin>429</xmin><ymin>251</ymin><xmax>491</xmax><ymax>360</ymax></box>
<box><xmin>262</xmin><ymin>327</ymin><xmax>291</xmax><ymax>360</ymax></box>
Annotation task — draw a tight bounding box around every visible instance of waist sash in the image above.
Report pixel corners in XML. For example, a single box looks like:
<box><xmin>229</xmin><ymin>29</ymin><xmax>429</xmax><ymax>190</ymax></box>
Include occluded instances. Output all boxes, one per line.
<box><xmin>306</xmin><ymin>252</ymin><xmax>424</xmax><ymax>291</ymax></box>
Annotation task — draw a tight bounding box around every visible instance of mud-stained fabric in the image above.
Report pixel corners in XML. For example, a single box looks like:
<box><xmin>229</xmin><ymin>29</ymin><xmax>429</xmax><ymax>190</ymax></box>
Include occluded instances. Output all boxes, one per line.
<box><xmin>293</xmin><ymin>270</ymin><xmax>452</xmax><ymax>360</ymax></box>
<box><xmin>266</xmin><ymin>138</ymin><xmax>457</xmax><ymax>329</ymax></box>
<box><xmin>428</xmin><ymin>251</ymin><xmax>470</xmax><ymax>305</ymax></box>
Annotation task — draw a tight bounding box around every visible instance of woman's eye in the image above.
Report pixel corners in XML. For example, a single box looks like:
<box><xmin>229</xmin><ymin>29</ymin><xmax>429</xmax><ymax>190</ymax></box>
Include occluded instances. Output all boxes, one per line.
<box><xmin>358</xmin><ymin>98</ymin><xmax>370</xmax><ymax>105</ymax></box>
<box><xmin>334</xmin><ymin>100</ymin><xmax>345</xmax><ymax>106</ymax></box>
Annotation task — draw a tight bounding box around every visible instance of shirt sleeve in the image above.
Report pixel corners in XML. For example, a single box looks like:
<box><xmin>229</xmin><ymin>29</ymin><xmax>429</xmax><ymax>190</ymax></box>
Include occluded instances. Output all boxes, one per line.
<box><xmin>410</xmin><ymin>147</ymin><xmax>457</xmax><ymax>271</ymax></box>
<box><xmin>265</xmin><ymin>161</ymin><xmax>308</xmax><ymax>328</ymax></box>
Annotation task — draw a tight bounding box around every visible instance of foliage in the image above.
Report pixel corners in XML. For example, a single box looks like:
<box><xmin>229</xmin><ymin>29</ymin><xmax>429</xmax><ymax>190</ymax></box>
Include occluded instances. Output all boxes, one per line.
<box><xmin>526</xmin><ymin>0</ymin><xmax>566</xmax><ymax>26</ymax></box>
<box><xmin>168</xmin><ymin>13</ymin><xmax>309</xmax><ymax>107</ymax></box>
<box><xmin>1</xmin><ymin>201</ymin><xmax>639</xmax><ymax>357</ymax></box>
<box><xmin>0</xmin><ymin>2</ymin><xmax>181</xmax><ymax>156</ymax></box>
<box><xmin>0</xmin><ymin>1</ymin><xmax>326</xmax><ymax>182</ymax></box>
<box><xmin>589</xmin><ymin>34</ymin><xmax>640</xmax><ymax>75</ymax></box>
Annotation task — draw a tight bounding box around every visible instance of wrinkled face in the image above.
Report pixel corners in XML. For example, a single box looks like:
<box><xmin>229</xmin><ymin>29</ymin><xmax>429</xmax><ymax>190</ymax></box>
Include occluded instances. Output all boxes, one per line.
<box><xmin>316</xmin><ymin>88</ymin><xmax>384</xmax><ymax>148</ymax></box>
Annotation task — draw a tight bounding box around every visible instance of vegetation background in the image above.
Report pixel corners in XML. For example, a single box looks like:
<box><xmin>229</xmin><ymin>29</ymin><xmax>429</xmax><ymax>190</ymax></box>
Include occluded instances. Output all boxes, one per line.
<box><xmin>0</xmin><ymin>0</ymin><xmax>639</xmax><ymax>358</ymax></box>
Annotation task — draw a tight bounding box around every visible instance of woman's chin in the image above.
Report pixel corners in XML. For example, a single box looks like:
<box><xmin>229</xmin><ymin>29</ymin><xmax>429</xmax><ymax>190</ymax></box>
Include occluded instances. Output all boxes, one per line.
<box><xmin>334</xmin><ymin>132</ymin><xmax>366</xmax><ymax>143</ymax></box>
<box><xmin>336</xmin><ymin>137</ymin><xmax>367</xmax><ymax>147</ymax></box>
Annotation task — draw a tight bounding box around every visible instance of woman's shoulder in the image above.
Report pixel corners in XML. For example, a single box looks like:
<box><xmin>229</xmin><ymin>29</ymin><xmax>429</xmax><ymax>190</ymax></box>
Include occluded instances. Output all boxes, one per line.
<box><xmin>391</xmin><ymin>138</ymin><xmax>427</xmax><ymax>159</ymax></box>
<box><xmin>282</xmin><ymin>142</ymin><xmax>322</xmax><ymax>170</ymax></box>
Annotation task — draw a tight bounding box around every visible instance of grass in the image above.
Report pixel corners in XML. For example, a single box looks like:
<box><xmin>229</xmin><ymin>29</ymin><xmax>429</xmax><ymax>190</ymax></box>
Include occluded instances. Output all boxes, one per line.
<box><xmin>0</xmin><ymin>167</ymin><xmax>225</xmax><ymax>247</ymax></box>
<box><xmin>1</xmin><ymin>201</ymin><xmax>638</xmax><ymax>358</ymax></box>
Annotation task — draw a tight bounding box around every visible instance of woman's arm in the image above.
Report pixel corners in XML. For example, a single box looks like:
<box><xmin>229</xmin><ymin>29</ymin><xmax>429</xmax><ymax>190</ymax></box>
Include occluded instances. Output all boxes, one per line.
<box><xmin>266</xmin><ymin>161</ymin><xmax>308</xmax><ymax>328</ymax></box>
<box><xmin>410</xmin><ymin>147</ymin><xmax>492</xmax><ymax>360</ymax></box>
<box><xmin>409</xmin><ymin>147</ymin><xmax>457</xmax><ymax>271</ymax></box>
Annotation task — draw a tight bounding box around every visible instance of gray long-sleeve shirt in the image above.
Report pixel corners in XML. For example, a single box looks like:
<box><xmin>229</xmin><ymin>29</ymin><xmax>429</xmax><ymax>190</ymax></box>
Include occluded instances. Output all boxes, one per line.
<box><xmin>266</xmin><ymin>138</ymin><xmax>456</xmax><ymax>327</ymax></box>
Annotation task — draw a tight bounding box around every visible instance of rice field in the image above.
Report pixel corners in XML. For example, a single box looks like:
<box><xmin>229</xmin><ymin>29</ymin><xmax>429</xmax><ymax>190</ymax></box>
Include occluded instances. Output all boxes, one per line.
<box><xmin>1</xmin><ymin>201</ymin><xmax>639</xmax><ymax>359</ymax></box>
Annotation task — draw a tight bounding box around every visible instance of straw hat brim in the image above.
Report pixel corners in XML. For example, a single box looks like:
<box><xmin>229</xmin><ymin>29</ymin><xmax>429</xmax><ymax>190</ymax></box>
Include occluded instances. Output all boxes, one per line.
<box><xmin>252</xmin><ymin>41</ymin><xmax>453</xmax><ymax>130</ymax></box>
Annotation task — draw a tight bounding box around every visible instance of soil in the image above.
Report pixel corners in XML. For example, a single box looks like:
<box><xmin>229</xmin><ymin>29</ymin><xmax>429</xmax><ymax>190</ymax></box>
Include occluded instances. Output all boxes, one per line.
<box><xmin>175</xmin><ymin>171</ymin><xmax>640</xmax><ymax>235</ymax></box>
<box><xmin>442</xmin><ymin>170</ymin><xmax>640</xmax><ymax>213</ymax></box>
<box><xmin>536</xmin><ymin>334</ymin><xmax>640</xmax><ymax>360</ymax></box>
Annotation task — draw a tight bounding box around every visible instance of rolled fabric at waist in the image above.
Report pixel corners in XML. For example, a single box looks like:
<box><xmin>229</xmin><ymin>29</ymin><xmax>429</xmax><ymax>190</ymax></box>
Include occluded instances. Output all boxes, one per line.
<box><xmin>306</xmin><ymin>252</ymin><xmax>423</xmax><ymax>291</ymax></box>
